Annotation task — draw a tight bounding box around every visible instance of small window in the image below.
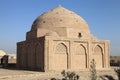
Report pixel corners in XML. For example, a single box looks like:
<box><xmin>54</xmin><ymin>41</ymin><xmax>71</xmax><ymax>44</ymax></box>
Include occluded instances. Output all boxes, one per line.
<box><xmin>78</xmin><ymin>33</ymin><xmax>82</xmax><ymax>38</ymax></box>
<box><xmin>43</xmin><ymin>21</ymin><xmax>46</xmax><ymax>23</ymax></box>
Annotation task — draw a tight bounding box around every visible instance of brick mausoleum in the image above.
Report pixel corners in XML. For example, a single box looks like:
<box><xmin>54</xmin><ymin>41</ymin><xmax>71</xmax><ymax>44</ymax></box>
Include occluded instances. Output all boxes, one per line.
<box><xmin>17</xmin><ymin>6</ymin><xmax>110</xmax><ymax>72</ymax></box>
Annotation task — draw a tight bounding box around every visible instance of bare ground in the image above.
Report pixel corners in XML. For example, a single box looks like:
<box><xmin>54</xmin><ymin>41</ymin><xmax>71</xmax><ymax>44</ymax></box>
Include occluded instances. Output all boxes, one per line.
<box><xmin>0</xmin><ymin>67</ymin><xmax>118</xmax><ymax>80</ymax></box>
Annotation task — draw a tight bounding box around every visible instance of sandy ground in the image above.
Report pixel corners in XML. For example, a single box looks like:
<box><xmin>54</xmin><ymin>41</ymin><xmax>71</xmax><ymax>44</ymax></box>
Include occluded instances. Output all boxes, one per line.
<box><xmin>0</xmin><ymin>68</ymin><xmax>61</xmax><ymax>80</ymax></box>
<box><xmin>0</xmin><ymin>67</ymin><xmax>118</xmax><ymax>80</ymax></box>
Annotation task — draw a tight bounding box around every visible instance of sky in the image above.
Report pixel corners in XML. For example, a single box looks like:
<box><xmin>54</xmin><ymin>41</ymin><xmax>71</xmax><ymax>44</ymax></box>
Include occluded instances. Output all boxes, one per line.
<box><xmin>0</xmin><ymin>0</ymin><xmax>120</xmax><ymax>56</ymax></box>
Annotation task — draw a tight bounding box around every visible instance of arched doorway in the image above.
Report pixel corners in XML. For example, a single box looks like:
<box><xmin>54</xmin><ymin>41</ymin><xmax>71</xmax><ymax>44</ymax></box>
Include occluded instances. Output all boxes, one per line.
<box><xmin>93</xmin><ymin>45</ymin><xmax>103</xmax><ymax>69</ymax></box>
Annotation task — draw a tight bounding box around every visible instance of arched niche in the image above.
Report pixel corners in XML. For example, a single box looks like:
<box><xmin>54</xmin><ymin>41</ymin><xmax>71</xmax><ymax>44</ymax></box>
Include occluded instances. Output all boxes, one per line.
<box><xmin>35</xmin><ymin>43</ymin><xmax>43</xmax><ymax>70</ymax></box>
<box><xmin>24</xmin><ymin>44</ymin><xmax>30</xmax><ymax>68</ymax></box>
<box><xmin>26</xmin><ymin>44</ymin><xmax>32</xmax><ymax>68</ymax></box>
<box><xmin>21</xmin><ymin>44</ymin><xmax>27</xmax><ymax>68</ymax></box>
<box><xmin>52</xmin><ymin>43</ymin><xmax>68</xmax><ymax>70</ymax></box>
<box><xmin>93</xmin><ymin>45</ymin><xmax>104</xmax><ymax>69</ymax></box>
<box><xmin>76</xmin><ymin>44</ymin><xmax>86</xmax><ymax>55</ymax></box>
<box><xmin>55</xmin><ymin>43</ymin><xmax>67</xmax><ymax>54</ymax></box>
<box><xmin>72</xmin><ymin>44</ymin><xmax>87</xmax><ymax>70</ymax></box>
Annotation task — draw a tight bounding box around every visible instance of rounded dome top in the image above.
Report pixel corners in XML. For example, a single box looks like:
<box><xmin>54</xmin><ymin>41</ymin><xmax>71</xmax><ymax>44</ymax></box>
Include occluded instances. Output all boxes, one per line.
<box><xmin>31</xmin><ymin>6</ymin><xmax>89</xmax><ymax>33</ymax></box>
<box><xmin>0</xmin><ymin>50</ymin><xmax>6</xmax><ymax>56</ymax></box>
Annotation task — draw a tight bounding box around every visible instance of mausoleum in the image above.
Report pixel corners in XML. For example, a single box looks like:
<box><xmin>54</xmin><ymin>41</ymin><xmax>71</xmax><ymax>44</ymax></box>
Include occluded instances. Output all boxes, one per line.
<box><xmin>17</xmin><ymin>6</ymin><xmax>110</xmax><ymax>71</ymax></box>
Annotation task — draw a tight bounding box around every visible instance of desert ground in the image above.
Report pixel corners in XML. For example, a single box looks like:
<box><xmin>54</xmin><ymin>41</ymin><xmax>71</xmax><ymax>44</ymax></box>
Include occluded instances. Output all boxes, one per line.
<box><xmin>0</xmin><ymin>67</ymin><xmax>118</xmax><ymax>80</ymax></box>
<box><xmin>0</xmin><ymin>68</ymin><xmax>60</xmax><ymax>80</ymax></box>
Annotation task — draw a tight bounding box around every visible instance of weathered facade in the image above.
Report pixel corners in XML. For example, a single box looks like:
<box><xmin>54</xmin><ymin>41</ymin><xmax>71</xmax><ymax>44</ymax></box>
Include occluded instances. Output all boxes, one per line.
<box><xmin>17</xmin><ymin>6</ymin><xmax>110</xmax><ymax>71</ymax></box>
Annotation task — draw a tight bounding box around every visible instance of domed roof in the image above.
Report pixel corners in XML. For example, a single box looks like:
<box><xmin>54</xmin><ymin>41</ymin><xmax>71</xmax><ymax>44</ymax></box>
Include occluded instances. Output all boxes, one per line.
<box><xmin>31</xmin><ymin>6</ymin><xmax>90</xmax><ymax>33</ymax></box>
<box><xmin>0</xmin><ymin>50</ymin><xmax>6</xmax><ymax>56</ymax></box>
<box><xmin>26</xmin><ymin>6</ymin><xmax>94</xmax><ymax>40</ymax></box>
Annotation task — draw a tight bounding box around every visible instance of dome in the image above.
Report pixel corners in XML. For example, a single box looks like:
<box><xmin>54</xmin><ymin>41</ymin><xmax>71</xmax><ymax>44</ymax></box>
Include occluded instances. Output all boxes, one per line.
<box><xmin>27</xmin><ymin>6</ymin><xmax>93</xmax><ymax>39</ymax></box>
<box><xmin>0</xmin><ymin>50</ymin><xmax>6</xmax><ymax>56</ymax></box>
<box><xmin>31</xmin><ymin>6</ymin><xmax>90</xmax><ymax>33</ymax></box>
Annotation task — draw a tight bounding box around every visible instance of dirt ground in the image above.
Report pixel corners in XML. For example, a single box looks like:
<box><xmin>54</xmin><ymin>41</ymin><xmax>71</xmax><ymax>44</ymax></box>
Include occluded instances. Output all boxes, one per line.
<box><xmin>0</xmin><ymin>67</ymin><xmax>118</xmax><ymax>80</ymax></box>
<box><xmin>0</xmin><ymin>68</ymin><xmax>61</xmax><ymax>80</ymax></box>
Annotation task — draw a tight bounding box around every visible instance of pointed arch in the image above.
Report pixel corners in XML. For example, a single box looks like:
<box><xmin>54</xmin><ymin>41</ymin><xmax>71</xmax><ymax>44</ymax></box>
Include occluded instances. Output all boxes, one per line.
<box><xmin>94</xmin><ymin>45</ymin><xmax>103</xmax><ymax>55</ymax></box>
<box><xmin>51</xmin><ymin>43</ymin><xmax>68</xmax><ymax>70</ymax></box>
<box><xmin>93</xmin><ymin>45</ymin><xmax>104</xmax><ymax>68</ymax></box>
<box><xmin>55</xmin><ymin>43</ymin><xmax>67</xmax><ymax>54</ymax></box>
<box><xmin>76</xmin><ymin>44</ymin><xmax>86</xmax><ymax>55</ymax></box>
<box><xmin>72</xmin><ymin>44</ymin><xmax>87</xmax><ymax>70</ymax></box>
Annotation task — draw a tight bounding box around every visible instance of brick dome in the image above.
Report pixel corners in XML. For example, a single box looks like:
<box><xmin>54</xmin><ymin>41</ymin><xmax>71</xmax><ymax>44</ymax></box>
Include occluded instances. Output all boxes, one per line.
<box><xmin>31</xmin><ymin>6</ymin><xmax>90</xmax><ymax>33</ymax></box>
<box><xmin>27</xmin><ymin>6</ymin><xmax>94</xmax><ymax>39</ymax></box>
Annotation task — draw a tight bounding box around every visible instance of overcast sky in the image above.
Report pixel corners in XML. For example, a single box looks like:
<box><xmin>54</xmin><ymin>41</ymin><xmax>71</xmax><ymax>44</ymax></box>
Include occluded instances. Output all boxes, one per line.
<box><xmin>0</xmin><ymin>0</ymin><xmax>120</xmax><ymax>56</ymax></box>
